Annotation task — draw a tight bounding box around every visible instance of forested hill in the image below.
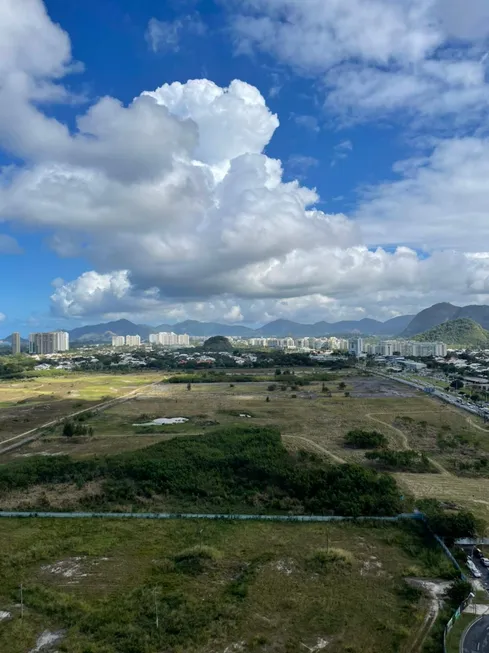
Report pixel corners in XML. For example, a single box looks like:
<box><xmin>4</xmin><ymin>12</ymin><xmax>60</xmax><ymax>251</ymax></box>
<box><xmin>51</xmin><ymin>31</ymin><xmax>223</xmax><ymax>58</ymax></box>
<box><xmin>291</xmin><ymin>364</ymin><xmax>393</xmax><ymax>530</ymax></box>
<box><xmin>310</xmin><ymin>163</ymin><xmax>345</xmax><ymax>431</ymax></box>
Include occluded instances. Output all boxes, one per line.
<box><xmin>413</xmin><ymin>318</ymin><xmax>489</xmax><ymax>348</ymax></box>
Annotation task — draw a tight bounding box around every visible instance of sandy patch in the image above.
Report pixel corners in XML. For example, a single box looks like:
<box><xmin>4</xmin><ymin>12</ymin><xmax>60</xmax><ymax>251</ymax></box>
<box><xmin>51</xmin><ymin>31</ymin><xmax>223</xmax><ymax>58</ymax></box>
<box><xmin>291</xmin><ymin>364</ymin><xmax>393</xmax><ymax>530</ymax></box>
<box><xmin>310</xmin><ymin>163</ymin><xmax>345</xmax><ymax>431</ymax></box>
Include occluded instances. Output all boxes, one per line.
<box><xmin>360</xmin><ymin>555</ymin><xmax>384</xmax><ymax>576</ymax></box>
<box><xmin>133</xmin><ymin>417</ymin><xmax>188</xmax><ymax>426</ymax></box>
<box><xmin>273</xmin><ymin>559</ymin><xmax>295</xmax><ymax>575</ymax></box>
<box><xmin>41</xmin><ymin>556</ymin><xmax>110</xmax><ymax>584</ymax></box>
<box><xmin>29</xmin><ymin>630</ymin><xmax>64</xmax><ymax>652</ymax></box>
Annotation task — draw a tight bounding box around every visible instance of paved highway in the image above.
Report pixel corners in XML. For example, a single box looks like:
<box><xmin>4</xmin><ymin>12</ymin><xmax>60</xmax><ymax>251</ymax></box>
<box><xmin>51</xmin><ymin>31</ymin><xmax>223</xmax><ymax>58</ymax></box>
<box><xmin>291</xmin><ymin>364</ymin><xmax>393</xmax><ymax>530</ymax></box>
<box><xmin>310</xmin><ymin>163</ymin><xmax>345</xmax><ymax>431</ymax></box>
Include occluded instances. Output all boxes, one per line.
<box><xmin>462</xmin><ymin>616</ymin><xmax>489</xmax><ymax>652</ymax></box>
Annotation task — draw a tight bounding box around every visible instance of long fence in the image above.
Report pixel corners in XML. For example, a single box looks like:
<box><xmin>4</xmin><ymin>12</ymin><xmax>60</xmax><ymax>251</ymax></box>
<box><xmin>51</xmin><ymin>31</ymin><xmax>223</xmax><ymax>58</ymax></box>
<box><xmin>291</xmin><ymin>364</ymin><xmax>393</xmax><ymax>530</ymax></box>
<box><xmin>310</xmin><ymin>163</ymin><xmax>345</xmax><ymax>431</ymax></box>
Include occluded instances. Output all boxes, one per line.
<box><xmin>0</xmin><ymin>510</ymin><xmax>424</xmax><ymax>522</ymax></box>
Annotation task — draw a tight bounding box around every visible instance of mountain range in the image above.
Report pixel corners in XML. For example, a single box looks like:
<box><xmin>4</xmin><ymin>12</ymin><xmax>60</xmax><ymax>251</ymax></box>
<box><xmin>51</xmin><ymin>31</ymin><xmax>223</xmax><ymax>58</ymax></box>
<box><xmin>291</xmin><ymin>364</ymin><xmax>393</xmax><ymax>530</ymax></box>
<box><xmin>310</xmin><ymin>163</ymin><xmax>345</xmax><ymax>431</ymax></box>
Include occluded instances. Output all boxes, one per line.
<box><xmin>4</xmin><ymin>303</ymin><xmax>489</xmax><ymax>344</ymax></box>
<box><xmin>64</xmin><ymin>314</ymin><xmax>415</xmax><ymax>342</ymax></box>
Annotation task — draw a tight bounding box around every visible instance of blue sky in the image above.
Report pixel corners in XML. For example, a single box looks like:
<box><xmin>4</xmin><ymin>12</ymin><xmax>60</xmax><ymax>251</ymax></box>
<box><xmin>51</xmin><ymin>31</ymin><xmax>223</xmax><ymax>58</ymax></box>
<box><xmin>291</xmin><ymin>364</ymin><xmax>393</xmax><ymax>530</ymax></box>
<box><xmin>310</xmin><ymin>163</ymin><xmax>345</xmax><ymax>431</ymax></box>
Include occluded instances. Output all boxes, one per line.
<box><xmin>2</xmin><ymin>0</ymin><xmax>489</xmax><ymax>336</ymax></box>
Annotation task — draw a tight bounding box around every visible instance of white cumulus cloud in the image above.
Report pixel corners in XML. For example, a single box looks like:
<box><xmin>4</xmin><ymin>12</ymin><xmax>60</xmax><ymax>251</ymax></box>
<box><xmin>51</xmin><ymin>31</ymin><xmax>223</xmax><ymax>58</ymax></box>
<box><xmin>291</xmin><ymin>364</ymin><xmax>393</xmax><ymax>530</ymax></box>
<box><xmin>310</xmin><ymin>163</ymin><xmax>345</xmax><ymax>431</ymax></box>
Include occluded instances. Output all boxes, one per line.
<box><xmin>229</xmin><ymin>0</ymin><xmax>489</xmax><ymax>125</ymax></box>
<box><xmin>1</xmin><ymin>0</ymin><xmax>489</xmax><ymax>325</ymax></box>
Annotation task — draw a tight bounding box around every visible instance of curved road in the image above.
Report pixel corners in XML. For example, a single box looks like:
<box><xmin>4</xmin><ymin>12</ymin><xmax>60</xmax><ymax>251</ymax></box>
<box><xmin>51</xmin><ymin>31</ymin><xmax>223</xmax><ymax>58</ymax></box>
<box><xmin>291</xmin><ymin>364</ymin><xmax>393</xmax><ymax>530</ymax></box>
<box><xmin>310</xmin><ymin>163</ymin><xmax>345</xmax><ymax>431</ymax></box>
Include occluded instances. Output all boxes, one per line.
<box><xmin>461</xmin><ymin>616</ymin><xmax>489</xmax><ymax>652</ymax></box>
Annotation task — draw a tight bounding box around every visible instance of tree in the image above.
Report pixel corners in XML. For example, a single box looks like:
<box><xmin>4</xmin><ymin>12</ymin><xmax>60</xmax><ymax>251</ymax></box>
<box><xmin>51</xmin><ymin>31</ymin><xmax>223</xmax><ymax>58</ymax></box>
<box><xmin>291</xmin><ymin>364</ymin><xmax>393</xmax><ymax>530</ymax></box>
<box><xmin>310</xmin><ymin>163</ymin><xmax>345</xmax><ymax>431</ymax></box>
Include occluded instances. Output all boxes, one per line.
<box><xmin>187</xmin><ymin>382</ymin><xmax>192</xmax><ymax>391</ymax></box>
<box><xmin>344</xmin><ymin>391</ymin><xmax>350</xmax><ymax>397</ymax></box>
<box><xmin>444</xmin><ymin>579</ymin><xmax>472</xmax><ymax>608</ymax></box>
<box><xmin>266</xmin><ymin>396</ymin><xmax>270</xmax><ymax>402</ymax></box>
<box><xmin>338</xmin><ymin>381</ymin><xmax>347</xmax><ymax>391</ymax></box>
<box><xmin>62</xmin><ymin>421</ymin><xmax>75</xmax><ymax>437</ymax></box>
<box><xmin>450</xmin><ymin>379</ymin><xmax>464</xmax><ymax>390</ymax></box>
<box><xmin>275</xmin><ymin>368</ymin><xmax>282</xmax><ymax>376</ymax></box>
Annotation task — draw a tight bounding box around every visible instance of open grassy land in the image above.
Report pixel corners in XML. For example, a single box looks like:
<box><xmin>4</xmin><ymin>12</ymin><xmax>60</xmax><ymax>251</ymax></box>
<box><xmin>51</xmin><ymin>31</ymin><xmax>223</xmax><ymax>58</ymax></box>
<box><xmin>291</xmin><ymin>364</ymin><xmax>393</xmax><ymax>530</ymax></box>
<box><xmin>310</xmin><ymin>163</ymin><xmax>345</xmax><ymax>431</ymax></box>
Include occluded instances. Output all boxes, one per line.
<box><xmin>0</xmin><ymin>518</ymin><xmax>455</xmax><ymax>653</ymax></box>
<box><xmin>0</xmin><ymin>373</ymin><xmax>161</xmax><ymax>444</ymax></box>
<box><xmin>4</xmin><ymin>370</ymin><xmax>489</xmax><ymax>519</ymax></box>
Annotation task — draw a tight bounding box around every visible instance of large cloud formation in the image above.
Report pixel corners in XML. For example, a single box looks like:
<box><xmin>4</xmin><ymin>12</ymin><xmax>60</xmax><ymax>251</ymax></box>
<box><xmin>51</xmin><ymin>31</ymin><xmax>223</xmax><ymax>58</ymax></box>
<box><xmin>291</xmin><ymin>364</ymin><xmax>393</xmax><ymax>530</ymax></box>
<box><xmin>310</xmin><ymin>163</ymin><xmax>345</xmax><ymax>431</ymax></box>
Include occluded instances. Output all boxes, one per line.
<box><xmin>1</xmin><ymin>0</ymin><xmax>489</xmax><ymax>324</ymax></box>
<box><xmin>231</xmin><ymin>0</ymin><xmax>489</xmax><ymax>124</ymax></box>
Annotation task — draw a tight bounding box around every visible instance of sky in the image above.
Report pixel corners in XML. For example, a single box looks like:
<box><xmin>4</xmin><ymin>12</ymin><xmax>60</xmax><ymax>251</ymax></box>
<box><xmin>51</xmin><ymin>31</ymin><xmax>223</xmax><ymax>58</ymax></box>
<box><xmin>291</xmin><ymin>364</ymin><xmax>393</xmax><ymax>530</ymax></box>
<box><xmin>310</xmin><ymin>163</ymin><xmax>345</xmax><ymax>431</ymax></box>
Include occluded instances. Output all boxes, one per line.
<box><xmin>2</xmin><ymin>0</ymin><xmax>489</xmax><ymax>335</ymax></box>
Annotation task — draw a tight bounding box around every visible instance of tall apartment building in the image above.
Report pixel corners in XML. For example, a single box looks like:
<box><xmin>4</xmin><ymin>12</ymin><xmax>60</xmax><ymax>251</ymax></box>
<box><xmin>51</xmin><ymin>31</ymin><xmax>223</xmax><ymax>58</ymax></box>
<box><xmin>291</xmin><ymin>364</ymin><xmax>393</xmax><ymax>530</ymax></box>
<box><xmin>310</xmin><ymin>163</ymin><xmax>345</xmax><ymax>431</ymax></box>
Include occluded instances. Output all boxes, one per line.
<box><xmin>125</xmin><ymin>335</ymin><xmax>141</xmax><ymax>347</ymax></box>
<box><xmin>11</xmin><ymin>332</ymin><xmax>21</xmax><ymax>354</ymax></box>
<box><xmin>149</xmin><ymin>332</ymin><xmax>190</xmax><ymax>346</ymax></box>
<box><xmin>111</xmin><ymin>336</ymin><xmax>125</xmax><ymax>347</ymax></box>
<box><xmin>29</xmin><ymin>331</ymin><xmax>69</xmax><ymax>354</ymax></box>
<box><xmin>348</xmin><ymin>338</ymin><xmax>364</xmax><ymax>357</ymax></box>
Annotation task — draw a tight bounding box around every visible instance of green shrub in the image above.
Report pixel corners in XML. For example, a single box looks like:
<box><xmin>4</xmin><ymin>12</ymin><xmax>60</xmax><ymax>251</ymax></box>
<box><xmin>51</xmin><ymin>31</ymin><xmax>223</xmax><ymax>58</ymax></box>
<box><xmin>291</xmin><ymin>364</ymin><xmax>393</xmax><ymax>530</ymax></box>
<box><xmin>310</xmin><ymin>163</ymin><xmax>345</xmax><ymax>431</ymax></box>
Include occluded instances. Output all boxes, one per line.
<box><xmin>365</xmin><ymin>449</ymin><xmax>434</xmax><ymax>473</ymax></box>
<box><xmin>345</xmin><ymin>430</ymin><xmax>387</xmax><ymax>449</ymax></box>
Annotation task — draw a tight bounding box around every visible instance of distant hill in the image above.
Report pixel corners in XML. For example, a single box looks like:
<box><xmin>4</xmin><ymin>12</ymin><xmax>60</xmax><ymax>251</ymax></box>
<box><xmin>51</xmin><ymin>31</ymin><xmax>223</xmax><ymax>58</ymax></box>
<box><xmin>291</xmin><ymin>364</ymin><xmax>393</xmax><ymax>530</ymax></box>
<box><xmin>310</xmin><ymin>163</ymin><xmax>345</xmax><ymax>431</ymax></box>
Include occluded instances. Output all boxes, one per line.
<box><xmin>413</xmin><ymin>318</ymin><xmax>489</xmax><ymax>348</ymax></box>
<box><xmin>402</xmin><ymin>303</ymin><xmax>489</xmax><ymax>337</ymax></box>
<box><xmin>254</xmin><ymin>315</ymin><xmax>413</xmax><ymax>337</ymax></box>
<box><xmin>66</xmin><ymin>314</ymin><xmax>414</xmax><ymax>342</ymax></box>
<box><xmin>69</xmin><ymin>319</ymin><xmax>155</xmax><ymax>343</ymax></box>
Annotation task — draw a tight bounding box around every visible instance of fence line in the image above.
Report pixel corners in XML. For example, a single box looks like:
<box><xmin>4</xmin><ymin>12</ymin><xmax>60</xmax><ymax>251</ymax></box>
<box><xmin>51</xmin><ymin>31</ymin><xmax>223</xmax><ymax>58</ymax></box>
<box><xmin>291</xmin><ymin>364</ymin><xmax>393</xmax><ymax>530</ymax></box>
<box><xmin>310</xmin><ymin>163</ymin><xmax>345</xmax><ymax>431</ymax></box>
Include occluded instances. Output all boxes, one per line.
<box><xmin>0</xmin><ymin>510</ymin><xmax>424</xmax><ymax>522</ymax></box>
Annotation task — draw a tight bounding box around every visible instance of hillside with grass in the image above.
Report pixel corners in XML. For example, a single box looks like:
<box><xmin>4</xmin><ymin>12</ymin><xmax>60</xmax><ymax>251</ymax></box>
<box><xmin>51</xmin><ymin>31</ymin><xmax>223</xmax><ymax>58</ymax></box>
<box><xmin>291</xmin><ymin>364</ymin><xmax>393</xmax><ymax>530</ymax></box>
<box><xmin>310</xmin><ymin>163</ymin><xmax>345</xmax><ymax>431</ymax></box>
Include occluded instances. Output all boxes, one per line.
<box><xmin>412</xmin><ymin>318</ymin><xmax>489</xmax><ymax>348</ymax></box>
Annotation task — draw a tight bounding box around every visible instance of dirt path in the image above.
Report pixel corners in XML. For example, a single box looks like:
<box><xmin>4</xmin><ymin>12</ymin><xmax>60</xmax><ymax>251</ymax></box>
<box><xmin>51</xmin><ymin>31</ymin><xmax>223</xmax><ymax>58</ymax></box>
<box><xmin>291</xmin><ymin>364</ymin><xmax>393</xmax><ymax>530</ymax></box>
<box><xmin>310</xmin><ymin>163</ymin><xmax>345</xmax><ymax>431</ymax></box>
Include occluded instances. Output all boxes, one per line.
<box><xmin>282</xmin><ymin>435</ymin><xmax>346</xmax><ymax>464</ymax></box>
<box><xmin>366</xmin><ymin>412</ymin><xmax>451</xmax><ymax>476</ymax></box>
<box><xmin>405</xmin><ymin>580</ymin><xmax>450</xmax><ymax>653</ymax></box>
<box><xmin>366</xmin><ymin>413</ymin><xmax>410</xmax><ymax>449</ymax></box>
<box><xmin>467</xmin><ymin>417</ymin><xmax>489</xmax><ymax>433</ymax></box>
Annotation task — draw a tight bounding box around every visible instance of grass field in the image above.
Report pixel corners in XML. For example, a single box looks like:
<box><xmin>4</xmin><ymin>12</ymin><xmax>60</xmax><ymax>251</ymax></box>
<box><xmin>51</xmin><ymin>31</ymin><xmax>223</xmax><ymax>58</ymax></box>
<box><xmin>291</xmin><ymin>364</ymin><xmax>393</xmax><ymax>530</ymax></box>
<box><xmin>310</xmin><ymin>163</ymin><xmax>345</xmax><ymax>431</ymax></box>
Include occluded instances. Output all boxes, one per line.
<box><xmin>4</xmin><ymin>371</ymin><xmax>489</xmax><ymax>520</ymax></box>
<box><xmin>0</xmin><ymin>373</ymin><xmax>161</xmax><ymax>443</ymax></box>
<box><xmin>0</xmin><ymin>518</ymin><xmax>453</xmax><ymax>653</ymax></box>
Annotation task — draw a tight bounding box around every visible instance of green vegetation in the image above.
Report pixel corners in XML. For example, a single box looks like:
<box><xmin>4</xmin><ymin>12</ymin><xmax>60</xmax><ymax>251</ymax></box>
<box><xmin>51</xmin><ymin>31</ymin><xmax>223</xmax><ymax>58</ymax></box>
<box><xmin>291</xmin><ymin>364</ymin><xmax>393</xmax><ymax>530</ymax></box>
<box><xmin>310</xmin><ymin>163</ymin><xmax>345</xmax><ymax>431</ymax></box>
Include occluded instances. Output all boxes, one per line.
<box><xmin>0</xmin><ymin>355</ymin><xmax>36</xmax><ymax>379</ymax></box>
<box><xmin>365</xmin><ymin>449</ymin><xmax>435</xmax><ymax>473</ymax></box>
<box><xmin>344</xmin><ymin>429</ymin><xmax>388</xmax><ymax>449</ymax></box>
<box><xmin>418</xmin><ymin>500</ymin><xmax>479</xmax><ymax>542</ymax></box>
<box><xmin>62</xmin><ymin>420</ymin><xmax>94</xmax><ymax>437</ymax></box>
<box><xmin>202</xmin><ymin>335</ymin><xmax>233</xmax><ymax>352</ymax></box>
<box><xmin>0</xmin><ymin>518</ymin><xmax>449</xmax><ymax>653</ymax></box>
<box><xmin>413</xmin><ymin>318</ymin><xmax>489</xmax><ymax>348</ymax></box>
<box><xmin>0</xmin><ymin>425</ymin><xmax>403</xmax><ymax>515</ymax></box>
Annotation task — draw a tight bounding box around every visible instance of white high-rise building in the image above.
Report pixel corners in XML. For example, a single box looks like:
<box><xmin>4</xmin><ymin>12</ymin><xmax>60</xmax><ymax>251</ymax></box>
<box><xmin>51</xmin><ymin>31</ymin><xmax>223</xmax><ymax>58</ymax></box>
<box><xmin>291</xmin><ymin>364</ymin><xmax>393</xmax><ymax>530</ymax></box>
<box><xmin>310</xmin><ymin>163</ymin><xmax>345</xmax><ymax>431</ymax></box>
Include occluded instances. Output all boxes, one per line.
<box><xmin>29</xmin><ymin>331</ymin><xmax>69</xmax><ymax>354</ymax></box>
<box><xmin>112</xmin><ymin>336</ymin><xmax>125</xmax><ymax>347</ymax></box>
<box><xmin>11</xmin><ymin>332</ymin><xmax>21</xmax><ymax>355</ymax></box>
<box><xmin>348</xmin><ymin>338</ymin><xmax>364</xmax><ymax>357</ymax></box>
<box><xmin>125</xmin><ymin>335</ymin><xmax>141</xmax><ymax>347</ymax></box>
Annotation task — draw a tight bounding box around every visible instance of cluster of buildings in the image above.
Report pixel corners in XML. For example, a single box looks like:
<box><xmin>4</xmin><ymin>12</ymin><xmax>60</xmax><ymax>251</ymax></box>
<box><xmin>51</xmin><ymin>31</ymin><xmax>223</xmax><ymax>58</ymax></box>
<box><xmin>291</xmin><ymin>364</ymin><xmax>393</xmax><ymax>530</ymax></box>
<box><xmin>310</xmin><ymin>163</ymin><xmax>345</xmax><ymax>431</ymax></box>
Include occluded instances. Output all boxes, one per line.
<box><xmin>111</xmin><ymin>335</ymin><xmax>142</xmax><ymax>347</ymax></box>
<box><xmin>242</xmin><ymin>336</ymin><xmax>349</xmax><ymax>350</ymax></box>
<box><xmin>148</xmin><ymin>332</ymin><xmax>190</xmax><ymax>346</ymax></box>
<box><xmin>28</xmin><ymin>331</ymin><xmax>69</xmax><ymax>355</ymax></box>
<box><xmin>348</xmin><ymin>338</ymin><xmax>448</xmax><ymax>358</ymax></box>
<box><xmin>111</xmin><ymin>333</ymin><xmax>191</xmax><ymax>347</ymax></box>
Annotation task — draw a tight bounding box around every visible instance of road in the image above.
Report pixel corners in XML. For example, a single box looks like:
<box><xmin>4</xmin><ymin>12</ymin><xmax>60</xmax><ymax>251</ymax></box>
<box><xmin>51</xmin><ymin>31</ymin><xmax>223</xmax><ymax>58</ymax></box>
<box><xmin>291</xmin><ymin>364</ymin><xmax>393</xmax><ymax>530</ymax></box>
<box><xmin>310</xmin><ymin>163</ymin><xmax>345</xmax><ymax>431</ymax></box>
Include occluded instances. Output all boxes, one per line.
<box><xmin>461</xmin><ymin>616</ymin><xmax>489</xmax><ymax>652</ymax></box>
<box><xmin>372</xmin><ymin>371</ymin><xmax>489</xmax><ymax>420</ymax></box>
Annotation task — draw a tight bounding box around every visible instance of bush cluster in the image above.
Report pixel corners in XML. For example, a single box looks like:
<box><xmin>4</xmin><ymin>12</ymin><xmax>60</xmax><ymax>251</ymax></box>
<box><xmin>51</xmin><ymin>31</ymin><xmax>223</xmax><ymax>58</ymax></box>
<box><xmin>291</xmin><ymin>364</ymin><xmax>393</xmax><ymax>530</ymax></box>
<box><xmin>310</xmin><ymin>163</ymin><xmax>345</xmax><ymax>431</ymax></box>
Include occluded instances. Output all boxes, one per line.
<box><xmin>0</xmin><ymin>425</ymin><xmax>403</xmax><ymax>516</ymax></box>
